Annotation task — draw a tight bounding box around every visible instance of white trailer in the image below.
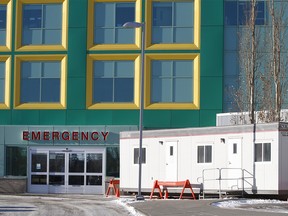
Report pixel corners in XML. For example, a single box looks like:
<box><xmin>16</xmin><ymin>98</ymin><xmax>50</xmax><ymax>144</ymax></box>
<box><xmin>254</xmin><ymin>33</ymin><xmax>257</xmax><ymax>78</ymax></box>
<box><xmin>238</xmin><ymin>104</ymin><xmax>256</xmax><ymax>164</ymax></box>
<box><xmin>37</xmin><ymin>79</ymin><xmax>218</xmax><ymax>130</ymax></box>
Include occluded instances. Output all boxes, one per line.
<box><xmin>120</xmin><ymin>122</ymin><xmax>288</xmax><ymax>197</ymax></box>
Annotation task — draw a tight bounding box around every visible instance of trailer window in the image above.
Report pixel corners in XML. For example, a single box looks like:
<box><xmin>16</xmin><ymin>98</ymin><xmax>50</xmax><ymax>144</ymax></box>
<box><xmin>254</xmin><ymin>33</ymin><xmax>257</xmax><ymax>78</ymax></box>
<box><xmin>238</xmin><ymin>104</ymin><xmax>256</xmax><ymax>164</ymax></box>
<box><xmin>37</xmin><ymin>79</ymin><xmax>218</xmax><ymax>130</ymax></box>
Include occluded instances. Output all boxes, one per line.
<box><xmin>134</xmin><ymin>148</ymin><xmax>146</xmax><ymax>164</ymax></box>
<box><xmin>255</xmin><ymin>143</ymin><xmax>271</xmax><ymax>162</ymax></box>
<box><xmin>197</xmin><ymin>145</ymin><xmax>212</xmax><ymax>163</ymax></box>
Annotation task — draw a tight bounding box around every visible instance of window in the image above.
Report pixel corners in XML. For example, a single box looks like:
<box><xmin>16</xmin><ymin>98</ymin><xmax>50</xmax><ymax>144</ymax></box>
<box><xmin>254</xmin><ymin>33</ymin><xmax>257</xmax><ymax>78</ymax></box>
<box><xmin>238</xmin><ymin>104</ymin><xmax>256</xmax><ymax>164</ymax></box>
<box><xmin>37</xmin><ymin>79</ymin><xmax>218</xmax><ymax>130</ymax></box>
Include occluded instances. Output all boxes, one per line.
<box><xmin>86</xmin><ymin>54</ymin><xmax>140</xmax><ymax>109</ymax></box>
<box><xmin>197</xmin><ymin>145</ymin><xmax>212</xmax><ymax>163</ymax></box>
<box><xmin>0</xmin><ymin>0</ymin><xmax>12</xmax><ymax>51</ymax></box>
<box><xmin>147</xmin><ymin>0</ymin><xmax>200</xmax><ymax>49</ymax></box>
<box><xmin>21</xmin><ymin>61</ymin><xmax>61</xmax><ymax>103</ymax></box>
<box><xmin>0</xmin><ymin>5</ymin><xmax>6</xmax><ymax>46</ymax></box>
<box><xmin>233</xmin><ymin>143</ymin><xmax>237</xmax><ymax>154</ymax></box>
<box><xmin>146</xmin><ymin>54</ymin><xmax>200</xmax><ymax>109</ymax></box>
<box><xmin>87</xmin><ymin>0</ymin><xmax>142</xmax><ymax>50</ymax></box>
<box><xmin>22</xmin><ymin>4</ymin><xmax>62</xmax><ymax>45</ymax></box>
<box><xmin>93</xmin><ymin>60</ymin><xmax>134</xmax><ymax>103</ymax></box>
<box><xmin>16</xmin><ymin>0</ymin><xmax>68</xmax><ymax>50</ymax></box>
<box><xmin>225</xmin><ymin>1</ymin><xmax>266</xmax><ymax>26</ymax></box>
<box><xmin>255</xmin><ymin>142</ymin><xmax>271</xmax><ymax>162</ymax></box>
<box><xmin>0</xmin><ymin>56</ymin><xmax>10</xmax><ymax>109</ymax></box>
<box><xmin>134</xmin><ymin>147</ymin><xmax>146</xmax><ymax>164</ymax></box>
<box><xmin>106</xmin><ymin>147</ymin><xmax>119</xmax><ymax>177</ymax></box>
<box><xmin>94</xmin><ymin>2</ymin><xmax>135</xmax><ymax>44</ymax></box>
<box><xmin>152</xmin><ymin>1</ymin><xmax>194</xmax><ymax>44</ymax></box>
<box><xmin>151</xmin><ymin>60</ymin><xmax>193</xmax><ymax>103</ymax></box>
<box><xmin>14</xmin><ymin>55</ymin><xmax>67</xmax><ymax>109</ymax></box>
<box><xmin>6</xmin><ymin>147</ymin><xmax>27</xmax><ymax>176</ymax></box>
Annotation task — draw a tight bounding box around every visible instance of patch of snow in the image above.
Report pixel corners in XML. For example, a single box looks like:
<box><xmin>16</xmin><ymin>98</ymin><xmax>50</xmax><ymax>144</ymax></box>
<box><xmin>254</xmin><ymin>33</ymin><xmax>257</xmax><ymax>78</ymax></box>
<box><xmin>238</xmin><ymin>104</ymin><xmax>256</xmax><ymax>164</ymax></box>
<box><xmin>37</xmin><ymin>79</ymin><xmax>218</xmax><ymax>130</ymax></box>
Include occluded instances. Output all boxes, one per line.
<box><xmin>212</xmin><ymin>199</ymin><xmax>288</xmax><ymax>214</ymax></box>
<box><xmin>113</xmin><ymin>198</ymin><xmax>145</xmax><ymax>216</ymax></box>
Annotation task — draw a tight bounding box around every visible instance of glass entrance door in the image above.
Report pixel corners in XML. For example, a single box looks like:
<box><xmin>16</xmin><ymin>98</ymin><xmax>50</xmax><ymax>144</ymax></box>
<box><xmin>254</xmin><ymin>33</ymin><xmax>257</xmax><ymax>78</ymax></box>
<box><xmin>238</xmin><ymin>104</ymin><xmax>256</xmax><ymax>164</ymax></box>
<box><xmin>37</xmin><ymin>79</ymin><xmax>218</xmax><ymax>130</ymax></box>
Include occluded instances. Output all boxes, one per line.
<box><xmin>28</xmin><ymin>147</ymin><xmax>105</xmax><ymax>194</ymax></box>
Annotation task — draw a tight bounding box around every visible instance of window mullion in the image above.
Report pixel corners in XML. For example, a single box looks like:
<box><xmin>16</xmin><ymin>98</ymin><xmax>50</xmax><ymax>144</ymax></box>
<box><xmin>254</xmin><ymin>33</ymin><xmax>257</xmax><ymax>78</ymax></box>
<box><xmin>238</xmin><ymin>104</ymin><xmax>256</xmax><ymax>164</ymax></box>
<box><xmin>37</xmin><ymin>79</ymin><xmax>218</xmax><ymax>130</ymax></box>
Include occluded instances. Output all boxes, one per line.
<box><xmin>41</xmin><ymin>4</ymin><xmax>44</xmax><ymax>44</ymax></box>
<box><xmin>113</xmin><ymin>61</ymin><xmax>115</xmax><ymax>102</ymax></box>
<box><xmin>113</xmin><ymin>3</ymin><xmax>116</xmax><ymax>43</ymax></box>
<box><xmin>40</xmin><ymin>62</ymin><xmax>43</xmax><ymax>102</ymax></box>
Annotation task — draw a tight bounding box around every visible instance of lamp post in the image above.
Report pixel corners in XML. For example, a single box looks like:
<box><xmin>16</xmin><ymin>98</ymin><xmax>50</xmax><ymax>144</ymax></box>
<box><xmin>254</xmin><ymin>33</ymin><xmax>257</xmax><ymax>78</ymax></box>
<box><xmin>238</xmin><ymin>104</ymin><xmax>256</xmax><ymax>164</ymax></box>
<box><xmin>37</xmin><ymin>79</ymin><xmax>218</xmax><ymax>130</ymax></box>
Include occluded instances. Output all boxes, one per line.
<box><xmin>123</xmin><ymin>21</ymin><xmax>145</xmax><ymax>200</ymax></box>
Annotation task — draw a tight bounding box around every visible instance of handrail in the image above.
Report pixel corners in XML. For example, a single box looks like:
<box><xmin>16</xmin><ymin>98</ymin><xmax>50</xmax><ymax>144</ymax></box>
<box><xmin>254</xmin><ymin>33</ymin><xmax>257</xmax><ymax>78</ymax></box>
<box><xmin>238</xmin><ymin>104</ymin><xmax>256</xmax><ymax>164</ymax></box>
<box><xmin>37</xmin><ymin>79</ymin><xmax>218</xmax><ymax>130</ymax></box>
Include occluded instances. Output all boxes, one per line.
<box><xmin>200</xmin><ymin>168</ymin><xmax>254</xmax><ymax>199</ymax></box>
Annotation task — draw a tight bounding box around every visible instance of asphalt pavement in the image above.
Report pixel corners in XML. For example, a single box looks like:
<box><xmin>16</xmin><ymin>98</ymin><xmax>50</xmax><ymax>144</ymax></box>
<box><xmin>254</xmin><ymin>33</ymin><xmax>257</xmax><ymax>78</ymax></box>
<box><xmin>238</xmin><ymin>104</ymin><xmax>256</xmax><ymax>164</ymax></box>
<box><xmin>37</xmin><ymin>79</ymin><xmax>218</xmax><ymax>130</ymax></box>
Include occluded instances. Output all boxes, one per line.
<box><xmin>0</xmin><ymin>194</ymin><xmax>287</xmax><ymax>216</ymax></box>
<box><xmin>129</xmin><ymin>197</ymin><xmax>288</xmax><ymax>216</ymax></box>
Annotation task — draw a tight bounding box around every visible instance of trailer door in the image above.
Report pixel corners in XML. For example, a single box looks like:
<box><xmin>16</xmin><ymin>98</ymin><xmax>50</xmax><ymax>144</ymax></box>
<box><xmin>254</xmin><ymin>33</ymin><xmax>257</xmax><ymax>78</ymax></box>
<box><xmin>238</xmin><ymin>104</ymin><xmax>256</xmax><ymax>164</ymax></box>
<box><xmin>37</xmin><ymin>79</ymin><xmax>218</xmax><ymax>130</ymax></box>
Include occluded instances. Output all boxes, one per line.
<box><xmin>227</xmin><ymin>138</ymin><xmax>242</xmax><ymax>190</ymax></box>
<box><xmin>165</xmin><ymin>141</ymin><xmax>178</xmax><ymax>181</ymax></box>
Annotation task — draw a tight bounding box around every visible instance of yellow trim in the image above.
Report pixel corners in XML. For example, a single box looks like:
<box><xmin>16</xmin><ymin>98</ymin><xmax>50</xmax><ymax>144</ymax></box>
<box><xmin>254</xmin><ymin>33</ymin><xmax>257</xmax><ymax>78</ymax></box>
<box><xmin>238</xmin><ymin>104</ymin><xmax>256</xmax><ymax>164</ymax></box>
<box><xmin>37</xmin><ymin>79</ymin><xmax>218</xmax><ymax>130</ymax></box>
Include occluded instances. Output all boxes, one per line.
<box><xmin>0</xmin><ymin>56</ymin><xmax>11</xmax><ymax>109</ymax></box>
<box><xmin>87</xmin><ymin>0</ymin><xmax>142</xmax><ymax>50</ymax></box>
<box><xmin>86</xmin><ymin>54</ymin><xmax>140</xmax><ymax>109</ymax></box>
<box><xmin>15</xmin><ymin>0</ymin><xmax>68</xmax><ymax>51</ymax></box>
<box><xmin>146</xmin><ymin>0</ymin><xmax>201</xmax><ymax>50</ymax></box>
<box><xmin>145</xmin><ymin>54</ymin><xmax>200</xmax><ymax>110</ymax></box>
<box><xmin>14</xmin><ymin>55</ymin><xmax>67</xmax><ymax>110</ymax></box>
<box><xmin>0</xmin><ymin>0</ymin><xmax>12</xmax><ymax>51</ymax></box>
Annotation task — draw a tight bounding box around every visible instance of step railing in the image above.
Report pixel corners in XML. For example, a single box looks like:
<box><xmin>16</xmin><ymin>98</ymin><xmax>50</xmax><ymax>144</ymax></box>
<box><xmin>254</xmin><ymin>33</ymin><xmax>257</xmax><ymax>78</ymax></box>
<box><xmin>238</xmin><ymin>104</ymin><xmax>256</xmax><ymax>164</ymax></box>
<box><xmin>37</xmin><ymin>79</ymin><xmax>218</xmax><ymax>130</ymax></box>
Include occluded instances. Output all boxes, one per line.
<box><xmin>197</xmin><ymin>168</ymin><xmax>254</xmax><ymax>199</ymax></box>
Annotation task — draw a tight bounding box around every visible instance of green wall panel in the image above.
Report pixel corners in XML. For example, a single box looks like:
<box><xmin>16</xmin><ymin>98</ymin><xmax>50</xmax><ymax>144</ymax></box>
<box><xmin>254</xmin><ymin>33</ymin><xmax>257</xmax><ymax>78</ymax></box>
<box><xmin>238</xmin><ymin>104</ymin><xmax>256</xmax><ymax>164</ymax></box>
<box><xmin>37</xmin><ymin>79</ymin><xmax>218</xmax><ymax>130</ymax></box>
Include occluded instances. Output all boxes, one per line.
<box><xmin>201</xmin><ymin>26</ymin><xmax>224</xmax><ymax>77</ymax></box>
<box><xmin>11</xmin><ymin>111</ymin><xmax>40</xmax><ymax>125</ymax></box>
<box><xmin>199</xmin><ymin>109</ymin><xmax>221</xmax><ymax>127</ymax></box>
<box><xmin>171</xmin><ymin>110</ymin><xmax>200</xmax><ymax>128</ymax></box>
<box><xmin>85</xmin><ymin>110</ymin><xmax>113</xmax><ymax>125</ymax></box>
<box><xmin>144</xmin><ymin>111</ymin><xmax>171</xmax><ymax>129</ymax></box>
<box><xmin>112</xmin><ymin>110</ymin><xmax>139</xmax><ymax>125</ymax></box>
<box><xmin>0</xmin><ymin>111</ymin><xmax>11</xmax><ymax>124</ymax></box>
<box><xmin>67</xmin><ymin>28</ymin><xmax>87</xmax><ymax>78</ymax></box>
<box><xmin>68</xmin><ymin>0</ymin><xmax>88</xmax><ymax>28</ymax></box>
<box><xmin>200</xmin><ymin>77</ymin><xmax>223</xmax><ymax>110</ymax></box>
<box><xmin>66</xmin><ymin>110</ymin><xmax>87</xmax><ymax>125</ymax></box>
<box><xmin>67</xmin><ymin>78</ymin><xmax>86</xmax><ymax>109</ymax></box>
<box><xmin>39</xmin><ymin>111</ymin><xmax>67</xmax><ymax>125</ymax></box>
<box><xmin>202</xmin><ymin>0</ymin><xmax>223</xmax><ymax>26</ymax></box>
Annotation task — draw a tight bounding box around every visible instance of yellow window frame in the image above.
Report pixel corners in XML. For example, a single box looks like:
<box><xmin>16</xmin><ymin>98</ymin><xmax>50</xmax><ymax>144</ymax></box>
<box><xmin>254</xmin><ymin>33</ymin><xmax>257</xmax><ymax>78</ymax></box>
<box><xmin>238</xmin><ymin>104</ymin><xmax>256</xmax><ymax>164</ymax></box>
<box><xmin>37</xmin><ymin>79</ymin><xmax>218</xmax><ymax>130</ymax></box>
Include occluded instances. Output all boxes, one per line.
<box><xmin>0</xmin><ymin>56</ymin><xmax>11</xmax><ymax>109</ymax></box>
<box><xmin>146</xmin><ymin>0</ymin><xmax>201</xmax><ymax>50</ymax></box>
<box><xmin>87</xmin><ymin>0</ymin><xmax>142</xmax><ymax>50</ymax></box>
<box><xmin>145</xmin><ymin>54</ymin><xmax>200</xmax><ymax>110</ymax></box>
<box><xmin>87</xmin><ymin>54</ymin><xmax>141</xmax><ymax>109</ymax></box>
<box><xmin>14</xmin><ymin>55</ymin><xmax>67</xmax><ymax>109</ymax></box>
<box><xmin>0</xmin><ymin>0</ymin><xmax>12</xmax><ymax>51</ymax></box>
<box><xmin>15</xmin><ymin>0</ymin><xmax>68</xmax><ymax>51</ymax></box>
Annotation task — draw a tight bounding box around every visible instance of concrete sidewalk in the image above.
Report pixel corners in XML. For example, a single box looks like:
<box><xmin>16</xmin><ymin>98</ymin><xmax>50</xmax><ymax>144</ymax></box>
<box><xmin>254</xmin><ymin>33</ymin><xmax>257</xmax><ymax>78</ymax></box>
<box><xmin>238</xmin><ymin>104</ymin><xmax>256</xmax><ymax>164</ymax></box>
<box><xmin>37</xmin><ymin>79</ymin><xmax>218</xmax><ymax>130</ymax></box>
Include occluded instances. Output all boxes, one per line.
<box><xmin>129</xmin><ymin>198</ymin><xmax>288</xmax><ymax>216</ymax></box>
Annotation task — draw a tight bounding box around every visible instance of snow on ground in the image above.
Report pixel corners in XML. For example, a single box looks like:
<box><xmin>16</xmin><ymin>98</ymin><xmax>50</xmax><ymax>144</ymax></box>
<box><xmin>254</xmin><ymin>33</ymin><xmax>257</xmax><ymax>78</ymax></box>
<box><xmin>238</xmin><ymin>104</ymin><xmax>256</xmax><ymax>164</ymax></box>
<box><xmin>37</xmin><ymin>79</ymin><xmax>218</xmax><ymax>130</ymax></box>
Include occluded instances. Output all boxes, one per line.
<box><xmin>113</xmin><ymin>197</ymin><xmax>145</xmax><ymax>216</ymax></box>
<box><xmin>212</xmin><ymin>199</ymin><xmax>288</xmax><ymax>214</ymax></box>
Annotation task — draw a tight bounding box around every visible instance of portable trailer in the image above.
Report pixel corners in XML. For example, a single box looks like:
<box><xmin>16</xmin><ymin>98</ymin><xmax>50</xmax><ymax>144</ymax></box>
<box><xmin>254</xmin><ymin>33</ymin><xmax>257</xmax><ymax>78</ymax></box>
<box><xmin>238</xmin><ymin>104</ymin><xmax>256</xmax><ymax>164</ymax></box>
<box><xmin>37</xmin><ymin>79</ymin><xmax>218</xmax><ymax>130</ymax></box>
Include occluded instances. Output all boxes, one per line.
<box><xmin>120</xmin><ymin>122</ymin><xmax>288</xmax><ymax>197</ymax></box>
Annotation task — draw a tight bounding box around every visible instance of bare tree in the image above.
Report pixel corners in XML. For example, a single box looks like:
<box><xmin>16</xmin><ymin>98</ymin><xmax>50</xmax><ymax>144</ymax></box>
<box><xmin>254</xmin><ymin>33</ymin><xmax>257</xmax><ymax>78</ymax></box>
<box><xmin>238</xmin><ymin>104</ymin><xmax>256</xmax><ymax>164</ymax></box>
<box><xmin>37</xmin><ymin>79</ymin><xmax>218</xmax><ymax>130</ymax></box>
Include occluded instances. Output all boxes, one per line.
<box><xmin>238</xmin><ymin>0</ymin><xmax>259</xmax><ymax>124</ymax></box>
<box><xmin>268</xmin><ymin>0</ymin><xmax>288</xmax><ymax>122</ymax></box>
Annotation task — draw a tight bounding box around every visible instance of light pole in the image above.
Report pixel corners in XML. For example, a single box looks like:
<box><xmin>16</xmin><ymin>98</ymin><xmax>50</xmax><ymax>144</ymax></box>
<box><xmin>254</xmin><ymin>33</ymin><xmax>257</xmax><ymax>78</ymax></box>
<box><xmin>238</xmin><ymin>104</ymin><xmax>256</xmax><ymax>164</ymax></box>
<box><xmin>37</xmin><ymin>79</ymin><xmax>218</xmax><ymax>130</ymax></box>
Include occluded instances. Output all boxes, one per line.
<box><xmin>123</xmin><ymin>21</ymin><xmax>145</xmax><ymax>200</ymax></box>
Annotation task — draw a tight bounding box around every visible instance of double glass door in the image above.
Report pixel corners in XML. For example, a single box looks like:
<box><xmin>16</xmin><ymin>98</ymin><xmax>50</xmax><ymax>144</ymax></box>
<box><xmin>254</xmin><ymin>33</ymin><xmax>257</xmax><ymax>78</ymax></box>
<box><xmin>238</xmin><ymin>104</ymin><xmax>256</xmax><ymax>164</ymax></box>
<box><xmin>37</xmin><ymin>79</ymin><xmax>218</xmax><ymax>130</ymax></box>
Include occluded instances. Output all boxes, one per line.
<box><xmin>28</xmin><ymin>147</ymin><xmax>105</xmax><ymax>194</ymax></box>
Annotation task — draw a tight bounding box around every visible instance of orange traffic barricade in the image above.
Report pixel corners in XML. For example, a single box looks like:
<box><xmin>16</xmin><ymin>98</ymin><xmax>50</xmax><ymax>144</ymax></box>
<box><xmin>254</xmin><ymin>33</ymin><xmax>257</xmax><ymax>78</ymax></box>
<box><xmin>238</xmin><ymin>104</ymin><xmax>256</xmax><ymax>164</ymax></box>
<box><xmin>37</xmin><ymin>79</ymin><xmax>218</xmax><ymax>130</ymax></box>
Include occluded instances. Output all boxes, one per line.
<box><xmin>150</xmin><ymin>179</ymin><xmax>196</xmax><ymax>200</ymax></box>
<box><xmin>106</xmin><ymin>178</ymin><xmax>120</xmax><ymax>198</ymax></box>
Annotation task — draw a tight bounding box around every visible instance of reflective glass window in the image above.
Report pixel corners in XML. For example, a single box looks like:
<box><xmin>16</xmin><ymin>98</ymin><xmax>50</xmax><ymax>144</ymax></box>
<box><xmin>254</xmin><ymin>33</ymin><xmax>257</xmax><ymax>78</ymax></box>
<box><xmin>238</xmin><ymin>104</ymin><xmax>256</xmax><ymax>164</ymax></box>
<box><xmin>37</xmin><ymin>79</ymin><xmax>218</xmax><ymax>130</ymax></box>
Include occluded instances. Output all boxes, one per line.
<box><xmin>151</xmin><ymin>60</ymin><xmax>193</xmax><ymax>103</ymax></box>
<box><xmin>255</xmin><ymin>143</ymin><xmax>271</xmax><ymax>162</ymax></box>
<box><xmin>197</xmin><ymin>145</ymin><xmax>212</xmax><ymax>163</ymax></box>
<box><xmin>0</xmin><ymin>62</ymin><xmax>5</xmax><ymax>103</ymax></box>
<box><xmin>134</xmin><ymin>148</ymin><xmax>146</xmax><ymax>164</ymax></box>
<box><xmin>22</xmin><ymin>4</ymin><xmax>62</xmax><ymax>45</ymax></box>
<box><xmin>20</xmin><ymin>61</ymin><xmax>61</xmax><ymax>103</ymax></box>
<box><xmin>0</xmin><ymin>5</ymin><xmax>6</xmax><ymax>45</ymax></box>
<box><xmin>87</xmin><ymin>153</ymin><xmax>102</xmax><ymax>173</ymax></box>
<box><xmin>93</xmin><ymin>60</ymin><xmax>134</xmax><ymax>103</ymax></box>
<box><xmin>94</xmin><ymin>2</ymin><xmax>135</xmax><ymax>44</ymax></box>
<box><xmin>6</xmin><ymin>147</ymin><xmax>27</xmax><ymax>176</ymax></box>
<box><xmin>152</xmin><ymin>1</ymin><xmax>194</xmax><ymax>44</ymax></box>
<box><xmin>69</xmin><ymin>153</ymin><xmax>84</xmax><ymax>173</ymax></box>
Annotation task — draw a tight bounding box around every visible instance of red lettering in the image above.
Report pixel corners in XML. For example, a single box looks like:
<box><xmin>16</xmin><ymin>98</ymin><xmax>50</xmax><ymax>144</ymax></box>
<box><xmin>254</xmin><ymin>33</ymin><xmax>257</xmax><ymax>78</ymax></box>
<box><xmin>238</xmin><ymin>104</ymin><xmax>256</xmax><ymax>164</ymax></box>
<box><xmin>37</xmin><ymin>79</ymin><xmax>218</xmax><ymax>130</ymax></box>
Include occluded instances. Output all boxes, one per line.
<box><xmin>62</xmin><ymin>131</ymin><xmax>70</xmax><ymax>140</ymax></box>
<box><xmin>91</xmin><ymin>132</ymin><xmax>99</xmax><ymax>140</ymax></box>
<box><xmin>72</xmin><ymin>132</ymin><xmax>79</xmax><ymax>140</ymax></box>
<box><xmin>52</xmin><ymin>132</ymin><xmax>60</xmax><ymax>140</ymax></box>
<box><xmin>23</xmin><ymin>131</ymin><xmax>29</xmax><ymax>141</ymax></box>
<box><xmin>101</xmin><ymin>132</ymin><xmax>109</xmax><ymax>141</ymax></box>
<box><xmin>43</xmin><ymin>131</ymin><xmax>50</xmax><ymax>141</ymax></box>
<box><xmin>81</xmin><ymin>132</ymin><xmax>89</xmax><ymax>140</ymax></box>
<box><xmin>32</xmin><ymin>131</ymin><xmax>41</xmax><ymax>140</ymax></box>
